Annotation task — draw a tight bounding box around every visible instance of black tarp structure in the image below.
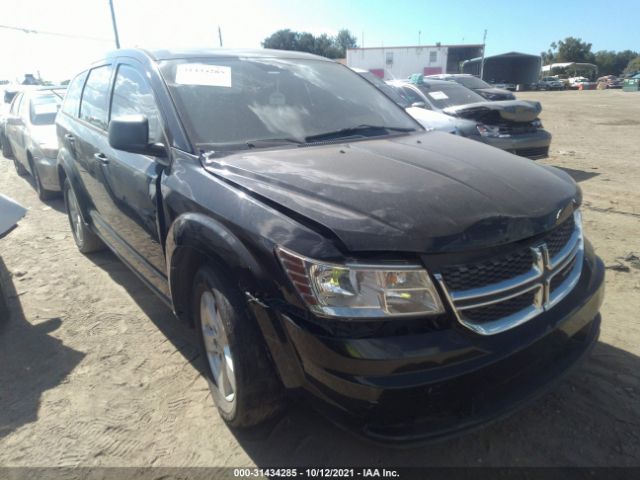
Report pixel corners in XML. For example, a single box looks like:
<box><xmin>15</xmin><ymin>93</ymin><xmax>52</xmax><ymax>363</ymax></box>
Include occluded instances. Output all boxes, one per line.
<box><xmin>462</xmin><ymin>52</ymin><xmax>542</xmax><ymax>85</ymax></box>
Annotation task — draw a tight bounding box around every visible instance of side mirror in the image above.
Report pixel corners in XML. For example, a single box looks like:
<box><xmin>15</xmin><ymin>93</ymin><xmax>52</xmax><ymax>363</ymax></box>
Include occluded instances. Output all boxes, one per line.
<box><xmin>108</xmin><ymin>115</ymin><xmax>167</xmax><ymax>158</ymax></box>
<box><xmin>6</xmin><ymin>116</ymin><xmax>23</xmax><ymax>126</ymax></box>
<box><xmin>411</xmin><ymin>101</ymin><xmax>426</xmax><ymax>109</ymax></box>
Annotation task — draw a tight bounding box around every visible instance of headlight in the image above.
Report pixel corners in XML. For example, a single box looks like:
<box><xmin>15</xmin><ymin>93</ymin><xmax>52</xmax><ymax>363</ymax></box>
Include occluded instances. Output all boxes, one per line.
<box><xmin>476</xmin><ymin>124</ymin><xmax>501</xmax><ymax>137</ymax></box>
<box><xmin>277</xmin><ymin>247</ymin><xmax>444</xmax><ymax>318</ymax></box>
<box><xmin>531</xmin><ymin>119</ymin><xmax>543</xmax><ymax>128</ymax></box>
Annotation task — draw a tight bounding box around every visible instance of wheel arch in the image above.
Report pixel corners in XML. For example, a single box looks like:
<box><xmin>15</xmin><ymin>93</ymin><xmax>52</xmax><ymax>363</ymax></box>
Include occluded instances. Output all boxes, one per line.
<box><xmin>166</xmin><ymin>213</ymin><xmax>268</xmax><ymax>325</ymax></box>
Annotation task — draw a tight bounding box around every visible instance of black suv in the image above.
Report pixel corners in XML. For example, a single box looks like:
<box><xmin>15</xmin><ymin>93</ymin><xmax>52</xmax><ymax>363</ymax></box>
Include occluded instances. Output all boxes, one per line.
<box><xmin>56</xmin><ymin>48</ymin><xmax>604</xmax><ymax>444</ymax></box>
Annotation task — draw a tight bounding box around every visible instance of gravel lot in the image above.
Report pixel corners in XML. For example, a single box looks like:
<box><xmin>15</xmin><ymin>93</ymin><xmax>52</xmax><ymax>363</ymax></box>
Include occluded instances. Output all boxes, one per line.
<box><xmin>0</xmin><ymin>90</ymin><xmax>639</xmax><ymax>468</ymax></box>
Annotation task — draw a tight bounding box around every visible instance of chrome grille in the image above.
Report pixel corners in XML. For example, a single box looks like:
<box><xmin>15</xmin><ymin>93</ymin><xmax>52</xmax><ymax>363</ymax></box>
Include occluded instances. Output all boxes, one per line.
<box><xmin>436</xmin><ymin>210</ymin><xmax>584</xmax><ymax>336</ymax></box>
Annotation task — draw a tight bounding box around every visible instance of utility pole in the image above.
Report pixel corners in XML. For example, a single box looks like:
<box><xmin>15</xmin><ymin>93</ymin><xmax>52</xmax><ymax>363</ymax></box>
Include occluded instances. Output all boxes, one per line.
<box><xmin>479</xmin><ymin>29</ymin><xmax>487</xmax><ymax>80</ymax></box>
<box><xmin>218</xmin><ymin>26</ymin><xmax>223</xmax><ymax>47</ymax></box>
<box><xmin>418</xmin><ymin>30</ymin><xmax>421</xmax><ymax>46</ymax></box>
<box><xmin>108</xmin><ymin>0</ymin><xmax>120</xmax><ymax>48</ymax></box>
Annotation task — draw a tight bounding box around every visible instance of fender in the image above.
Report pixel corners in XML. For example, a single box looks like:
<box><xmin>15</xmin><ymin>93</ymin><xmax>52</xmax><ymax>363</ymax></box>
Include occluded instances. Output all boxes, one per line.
<box><xmin>57</xmin><ymin>147</ymin><xmax>95</xmax><ymax>223</ymax></box>
<box><xmin>166</xmin><ymin>212</ymin><xmax>271</xmax><ymax>320</ymax></box>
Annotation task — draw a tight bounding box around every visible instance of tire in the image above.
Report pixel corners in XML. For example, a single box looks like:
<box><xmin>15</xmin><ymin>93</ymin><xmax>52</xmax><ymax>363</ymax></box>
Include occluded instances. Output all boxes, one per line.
<box><xmin>13</xmin><ymin>157</ymin><xmax>27</xmax><ymax>176</ymax></box>
<box><xmin>30</xmin><ymin>157</ymin><xmax>56</xmax><ymax>201</ymax></box>
<box><xmin>192</xmin><ymin>265</ymin><xmax>284</xmax><ymax>428</ymax></box>
<box><xmin>63</xmin><ymin>178</ymin><xmax>105</xmax><ymax>253</ymax></box>
<box><xmin>1</xmin><ymin>133</ymin><xmax>13</xmax><ymax>159</ymax></box>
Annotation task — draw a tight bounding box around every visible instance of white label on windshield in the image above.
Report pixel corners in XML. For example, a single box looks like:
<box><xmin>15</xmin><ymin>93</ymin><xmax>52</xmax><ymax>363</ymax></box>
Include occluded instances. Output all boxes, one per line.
<box><xmin>175</xmin><ymin>64</ymin><xmax>232</xmax><ymax>87</ymax></box>
<box><xmin>428</xmin><ymin>91</ymin><xmax>449</xmax><ymax>100</ymax></box>
<box><xmin>33</xmin><ymin>103</ymin><xmax>58</xmax><ymax>115</ymax></box>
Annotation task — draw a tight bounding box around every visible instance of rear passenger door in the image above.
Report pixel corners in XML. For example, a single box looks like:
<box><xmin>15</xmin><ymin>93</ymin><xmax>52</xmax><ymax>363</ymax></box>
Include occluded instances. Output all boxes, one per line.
<box><xmin>94</xmin><ymin>61</ymin><xmax>168</xmax><ymax>287</ymax></box>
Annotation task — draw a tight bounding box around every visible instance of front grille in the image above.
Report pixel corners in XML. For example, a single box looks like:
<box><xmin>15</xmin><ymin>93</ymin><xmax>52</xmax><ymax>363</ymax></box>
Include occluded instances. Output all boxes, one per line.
<box><xmin>511</xmin><ymin>146</ymin><xmax>549</xmax><ymax>159</ymax></box>
<box><xmin>546</xmin><ymin>215</ymin><xmax>576</xmax><ymax>258</ymax></box>
<box><xmin>461</xmin><ymin>290</ymin><xmax>537</xmax><ymax>324</ymax></box>
<box><xmin>499</xmin><ymin>122</ymin><xmax>538</xmax><ymax>135</ymax></box>
<box><xmin>437</xmin><ymin>211</ymin><xmax>583</xmax><ymax>335</ymax></box>
<box><xmin>440</xmin><ymin>249</ymin><xmax>533</xmax><ymax>291</ymax></box>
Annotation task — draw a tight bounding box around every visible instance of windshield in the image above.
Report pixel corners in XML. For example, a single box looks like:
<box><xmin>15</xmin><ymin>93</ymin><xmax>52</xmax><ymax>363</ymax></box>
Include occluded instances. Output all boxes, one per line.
<box><xmin>453</xmin><ymin>76</ymin><xmax>491</xmax><ymax>89</ymax></box>
<box><xmin>416</xmin><ymin>83</ymin><xmax>487</xmax><ymax>110</ymax></box>
<box><xmin>29</xmin><ymin>91</ymin><xmax>64</xmax><ymax>125</ymax></box>
<box><xmin>356</xmin><ymin>71</ymin><xmax>410</xmax><ymax>108</ymax></box>
<box><xmin>160</xmin><ymin>57</ymin><xmax>418</xmax><ymax>150</ymax></box>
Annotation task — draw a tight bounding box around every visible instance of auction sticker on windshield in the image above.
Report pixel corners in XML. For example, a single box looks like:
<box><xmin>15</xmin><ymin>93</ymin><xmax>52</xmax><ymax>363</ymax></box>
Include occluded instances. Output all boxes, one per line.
<box><xmin>428</xmin><ymin>91</ymin><xmax>448</xmax><ymax>100</ymax></box>
<box><xmin>175</xmin><ymin>64</ymin><xmax>232</xmax><ymax>87</ymax></box>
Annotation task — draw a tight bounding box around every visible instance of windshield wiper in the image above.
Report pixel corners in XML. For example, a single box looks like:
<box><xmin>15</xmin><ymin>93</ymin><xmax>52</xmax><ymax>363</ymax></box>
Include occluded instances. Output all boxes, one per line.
<box><xmin>245</xmin><ymin>137</ymin><xmax>305</xmax><ymax>148</ymax></box>
<box><xmin>305</xmin><ymin>124</ymin><xmax>415</xmax><ymax>142</ymax></box>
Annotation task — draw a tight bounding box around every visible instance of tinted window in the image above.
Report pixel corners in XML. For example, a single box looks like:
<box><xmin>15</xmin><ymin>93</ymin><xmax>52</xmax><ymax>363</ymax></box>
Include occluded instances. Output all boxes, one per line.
<box><xmin>454</xmin><ymin>76</ymin><xmax>491</xmax><ymax>89</ymax></box>
<box><xmin>399</xmin><ymin>86</ymin><xmax>426</xmax><ymax>106</ymax></box>
<box><xmin>416</xmin><ymin>83</ymin><xmax>486</xmax><ymax>110</ymax></box>
<box><xmin>110</xmin><ymin>65</ymin><xmax>162</xmax><ymax>143</ymax></box>
<box><xmin>160</xmin><ymin>58</ymin><xmax>417</xmax><ymax>149</ymax></box>
<box><xmin>30</xmin><ymin>92</ymin><xmax>63</xmax><ymax>125</ymax></box>
<box><xmin>62</xmin><ymin>71</ymin><xmax>87</xmax><ymax>117</ymax></box>
<box><xmin>80</xmin><ymin>65</ymin><xmax>113</xmax><ymax>129</ymax></box>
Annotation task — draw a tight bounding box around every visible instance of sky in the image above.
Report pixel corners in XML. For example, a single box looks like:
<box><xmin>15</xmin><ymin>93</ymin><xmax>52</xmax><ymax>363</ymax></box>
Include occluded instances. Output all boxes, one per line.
<box><xmin>0</xmin><ymin>0</ymin><xmax>638</xmax><ymax>82</ymax></box>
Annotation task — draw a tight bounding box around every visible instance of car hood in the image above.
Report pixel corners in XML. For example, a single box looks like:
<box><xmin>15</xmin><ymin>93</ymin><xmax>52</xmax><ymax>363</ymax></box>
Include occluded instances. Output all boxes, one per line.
<box><xmin>476</xmin><ymin>87</ymin><xmax>515</xmax><ymax>99</ymax></box>
<box><xmin>443</xmin><ymin>100</ymin><xmax>541</xmax><ymax>123</ymax></box>
<box><xmin>405</xmin><ymin>107</ymin><xmax>458</xmax><ymax>133</ymax></box>
<box><xmin>203</xmin><ymin>132</ymin><xmax>579</xmax><ymax>254</ymax></box>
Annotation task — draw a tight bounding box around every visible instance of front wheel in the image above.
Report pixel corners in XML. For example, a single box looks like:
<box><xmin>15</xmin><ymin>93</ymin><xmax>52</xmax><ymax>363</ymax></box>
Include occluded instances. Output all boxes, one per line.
<box><xmin>63</xmin><ymin>179</ymin><xmax>104</xmax><ymax>253</ymax></box>
<box><xmin>13</xmin><ymin>157</ymin><xmax>27</xmax><ymax>176</ymax></box>
<box><xmin>192</xmin><ymin>265</ymin><xmax>284</xmax><ymax>427</ymax></box>
<box><xmin>2</xmin><ymin>134</ymin><xmax>13</xmax><ymax>159</ymax></box>
<box><xmin>31</xmin><ymin>161</ymin><xmax>56</xmax><ymax>201</ymax></box>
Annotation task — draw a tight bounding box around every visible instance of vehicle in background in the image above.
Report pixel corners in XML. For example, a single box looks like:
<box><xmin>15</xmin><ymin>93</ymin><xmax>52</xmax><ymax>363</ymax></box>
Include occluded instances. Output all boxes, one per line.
<box><xmin>597</xmin><ymin>75</ymin><xmax>623</xmax><ymax>89</ymax></box>
<box><xmin>490</xmin><ymin>81</ymin><xmax>516</xmax><ymax>91</ymax></box>
<box><xmin>389</xmin><ymin>76</ymin><xmax>552</xmax><ymax>159</ymax></box>
<box><xmin>0</xmin><ymin>86</ymin><xmax>20</xmax><ymax>152</ymax></box>
<box><xmin>568</xmin><ymin>77</ymin><xmax>595</xmax><ymax>90</ymax></box>
<box><xmin>538</xmin><ymin>76</ymin><xmax>565</xmax><ymax>91</ymax></box>
<box><xmin>353</xmin><ymin>68</ymin><xmax>458</xmax><ymax>133</ymax></box>
<box><xmin>427</xmin><ymin>74</ymin><xmax>516</xmax><ymax>101</ymax></box>
<box><xmin>56</xmin><ymin>48</ymin><xmax>603</xmax><ymax>443</ymax></box>
<box><xmin>3</xmin><ymin>87</ymin><xmax>66</xmax><ymax>200</ymax></box>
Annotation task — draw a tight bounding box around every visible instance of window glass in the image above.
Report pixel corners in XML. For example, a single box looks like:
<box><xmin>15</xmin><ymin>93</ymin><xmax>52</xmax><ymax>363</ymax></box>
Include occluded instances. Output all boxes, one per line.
<box><xmin>30</xmin><ymin>92</ymin><xmax>64</xmax><ymax>125</ymax></box>
<box><xmin>160</xmin><ymin>58</ymin><xmax>417</xmax><ymax>149</ymax></box>
<box><xmin>429</xmin><ymin>51</ymin><xmax>437</xmax><ymax>63</ymax></box>
<box><xmin>18</xmin><ymin>95</ymin><xmax>30</xmax><ymax>118</ymax></box>
<box><xmin>62</xmin><ymin>71</ymin><xmax>87</xmax><ymax>117</ymax></box>
<box><xmin>454</xmin><ymin>76</ymin><xmax>491</xmax><ymax>89</ymax></box>
<box><xmin>10</xmin><ymin>93</ymin><xmax>22</xmax><ymax>114</ymax></box>
<box><xmin>416</xmin><ymin>83</ymin><xmax>486</xmax><ymax>110</ymax></box>
<box><xmin>80</xmin><ymin>65</ymin><xmax>113</xmax><ymax>129</ymax></box>
<box><xmin>110</xmin><ymin>65</ymin><xmax>162</xmax><ymax>143</ymax></box>
<box><xmin>400</xmin><ymin>86</ymin><xmax>426</xmax><ymax>106</ymax></box>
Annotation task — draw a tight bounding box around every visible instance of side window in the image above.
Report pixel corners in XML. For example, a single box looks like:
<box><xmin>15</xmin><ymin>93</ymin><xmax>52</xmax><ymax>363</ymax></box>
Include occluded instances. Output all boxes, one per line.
<box><xmin>18</xmin><ymin>95</ymin><xmax>30</xmax><ymax>119</ymax></box>
<box><xmin>401</xmin><ymin>86</ymin><xmax>428</xmax><ymax>108</ymax></box>
<box><xmin>10</xmin><ymin>93</ymin><xmax>22</xmax><ymax>114</ymax></box>
<box><xmin>110</xmin><ymin>65</ymin><xmax>163</xmax><ymax>143</ymax></box>
<box><xmin>61</xmin><ymin>71</ymin><xmax>88</xmax><ymax>117</ymax></box>
<box><xmin>80</xmin><ymin>65</ymin><xmax>113</xmax><ymax>130</ymax></box>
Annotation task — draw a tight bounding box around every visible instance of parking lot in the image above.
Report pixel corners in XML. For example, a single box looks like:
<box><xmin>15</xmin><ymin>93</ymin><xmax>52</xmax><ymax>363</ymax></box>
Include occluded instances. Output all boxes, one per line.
<box><xmin>0</xmin><ymin>89</ymin><xmax>639</xmax><ymax>467</ymax></box>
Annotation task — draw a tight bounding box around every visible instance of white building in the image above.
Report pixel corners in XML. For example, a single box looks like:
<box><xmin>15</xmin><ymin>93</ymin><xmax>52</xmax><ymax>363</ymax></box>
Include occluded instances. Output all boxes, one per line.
<box><xmin>346</xmin><ymin>44</ymin><xmax>484</xmax><ymax>80</ymax></box>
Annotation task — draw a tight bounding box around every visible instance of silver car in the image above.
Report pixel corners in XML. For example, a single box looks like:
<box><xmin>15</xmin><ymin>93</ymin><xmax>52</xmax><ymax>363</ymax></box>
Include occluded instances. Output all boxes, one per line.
<box><xmin>3</xmin><ymin>87</ymin><xmax>65</xmax><ymax>200</ymax></box>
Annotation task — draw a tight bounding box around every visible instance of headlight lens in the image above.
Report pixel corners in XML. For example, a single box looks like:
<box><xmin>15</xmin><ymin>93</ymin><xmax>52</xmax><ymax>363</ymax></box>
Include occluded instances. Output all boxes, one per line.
<box><xmin>476</xmin><ymin>124</ymin><xmax>501</xmax><ymax>137</ymax></box>
<box><xmin>277</xmin><ymin>247</ymin><xmax>444</xmax><ymax>318</ymax></box>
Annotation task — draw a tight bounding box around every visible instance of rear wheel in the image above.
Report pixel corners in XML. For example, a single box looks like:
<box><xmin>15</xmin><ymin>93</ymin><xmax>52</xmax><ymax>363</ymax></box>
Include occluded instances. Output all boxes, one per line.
<box><xmin>63</xmin><ymin>179</ymin><xmax>104</xmax><ymax>253</ymax></box>
<box><xmin>30</xmin><ymin>157</ymin><xmax>56</xmax><ymax>201</ymax></box>
<box><xmin>192</xmin><ymin>265</ymin><xmax>284</xmax><ymax>427</ymax></box>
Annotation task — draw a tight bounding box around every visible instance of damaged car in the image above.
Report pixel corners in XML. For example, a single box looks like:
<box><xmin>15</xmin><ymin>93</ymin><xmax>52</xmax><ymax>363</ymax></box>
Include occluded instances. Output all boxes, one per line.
<box><xmin>427</xmin><ymin>74</ymin><xmax>516</xmax><ymax>101</ymax></box>
<box><xmin>57</xmin><ymin>48</ymin><xmax>603</xmax><ymax>443</ymax></box>
<box><xmin>389</xmin><ymin>76</ymin><xmax>551</xmax><ymax>159</ymax></box>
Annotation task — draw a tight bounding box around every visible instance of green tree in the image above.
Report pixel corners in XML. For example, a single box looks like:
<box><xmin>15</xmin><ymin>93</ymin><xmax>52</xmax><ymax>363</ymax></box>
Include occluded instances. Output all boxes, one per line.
<box><xmin>555</xmin><ymin>37</ymin><xmax>595</xmax><ymax>63</ymax></box>
<box><xmin>262</xmin><ymin>29</ymin><xmax>298</xmax><ymax>51</ymax></box>
<box><xmin>334</xmin><ymin>29</ymin><xmax>358</xmax><ymax>57</ymax></box>
<box><xmin>625</xmin><ymin>56</ymin><xmax>640</xmax><ymax>75</ymax></box>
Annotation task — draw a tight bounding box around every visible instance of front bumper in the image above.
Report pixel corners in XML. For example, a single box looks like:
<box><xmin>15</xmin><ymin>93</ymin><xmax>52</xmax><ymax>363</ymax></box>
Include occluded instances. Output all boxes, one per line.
<box><xmin>261</xmin><ymin>245</ymin><xmax>604</xmax><ymax>445</ymax></box>
<box><xmin>34</xmin><ymin>155</ymin><xmax>61</xmax><ymax>191</ymax></box>
<box><xmin>481</xmin><ymin>130</ymin><xmax>552</xmax><ymax>159</ymax></box>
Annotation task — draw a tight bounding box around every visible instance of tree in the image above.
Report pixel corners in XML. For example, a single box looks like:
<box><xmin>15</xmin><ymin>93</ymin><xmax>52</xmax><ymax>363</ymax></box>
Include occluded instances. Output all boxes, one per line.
<box><xmin>595</xmin><ymin>49</ymin><xmax>638</xmax><ymax>75</ymax></box>
<box><xmin>625</xmin><ymin>56</ymin><xmax>640</xmax><ymax>75</ymax></box>
<box><xmin>262</xmin><ymin>29</ymin><xmax>299</xmax><ymax>51</ymax></box>
<box><xmin>261</xmin><ymin>28</ymin><xmax>357</xmax><ymax>59</ymax></box>
<box><xmin>334</xmin><ymin>29</ymin><xmax>358</xmax><ymax>57</ymax></box>
<box><xmin>555</xmin><ymin>37</ymin><xmax>595</xmax><ymax>64</ymax></box>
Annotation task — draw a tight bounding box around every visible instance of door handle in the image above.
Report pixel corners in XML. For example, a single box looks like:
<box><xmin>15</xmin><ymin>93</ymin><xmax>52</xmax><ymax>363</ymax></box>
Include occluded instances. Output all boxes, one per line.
<box><xmin>94</xmin><ymin>152</ymin><xmax>109</xmax><ymax>164</ymax></box>
<box><xmin>64</xmin><ymin>133</ymin><xmax>75</xmax><ymax>142</ymax></box>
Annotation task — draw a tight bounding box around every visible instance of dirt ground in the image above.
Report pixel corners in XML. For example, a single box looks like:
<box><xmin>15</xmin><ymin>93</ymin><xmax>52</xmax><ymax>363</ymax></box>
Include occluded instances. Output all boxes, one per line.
<box><xmin>0</xmin><ymin>90</ymin><xmax>639</xmax><ymax>468</ymax></box>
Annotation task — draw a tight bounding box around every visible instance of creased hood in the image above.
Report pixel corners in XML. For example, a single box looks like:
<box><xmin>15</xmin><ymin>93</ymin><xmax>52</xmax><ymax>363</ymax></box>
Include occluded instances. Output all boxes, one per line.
<box><xmin>203</xmin><ymin>132</ymin><xmax>579</xmax><ymax>254</ymax></box>
<box><xmin>444</xmin><ymin>100</ymin><xmax>541</xmax><ymax>123</ymax></box>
